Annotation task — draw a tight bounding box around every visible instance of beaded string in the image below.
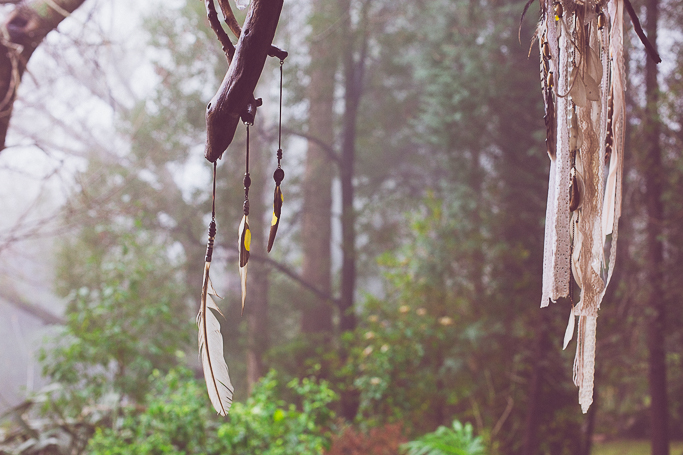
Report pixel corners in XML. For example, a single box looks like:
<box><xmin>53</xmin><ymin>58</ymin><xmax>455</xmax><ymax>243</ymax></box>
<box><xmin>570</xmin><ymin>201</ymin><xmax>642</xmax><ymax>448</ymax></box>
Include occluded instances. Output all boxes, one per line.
<box><xmin>243</xmin><ymin>122</ymin><xmax>251</xmax><ymax>216</ymax></box>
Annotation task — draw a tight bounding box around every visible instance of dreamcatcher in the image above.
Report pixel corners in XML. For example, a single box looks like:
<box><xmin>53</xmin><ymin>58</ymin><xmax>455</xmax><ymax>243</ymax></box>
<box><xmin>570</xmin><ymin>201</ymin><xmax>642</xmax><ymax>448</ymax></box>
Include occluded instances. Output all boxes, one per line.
<box><xmin>197</xmin><ymin>0</ymin><xmax>287</xmax><ymax>415</ymax></box>
<box><xmin>525</xmin><ymin>0</ymin><xmax>660</xmax><ymax>412</ymax></box>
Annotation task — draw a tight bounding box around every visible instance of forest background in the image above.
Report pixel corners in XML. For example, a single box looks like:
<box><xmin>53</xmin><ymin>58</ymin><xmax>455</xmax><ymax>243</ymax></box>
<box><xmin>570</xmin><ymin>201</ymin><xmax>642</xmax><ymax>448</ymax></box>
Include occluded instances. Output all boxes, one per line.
<box><xmin>0</xmin><ymin>0</ymin><xmax>682</xmax><ymax>454</ymax></box>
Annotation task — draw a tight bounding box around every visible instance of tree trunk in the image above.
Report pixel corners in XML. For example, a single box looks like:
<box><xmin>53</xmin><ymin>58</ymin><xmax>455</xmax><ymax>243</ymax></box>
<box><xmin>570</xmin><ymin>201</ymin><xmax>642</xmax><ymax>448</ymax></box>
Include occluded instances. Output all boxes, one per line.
<box><xmin>246</xmin><ymin>128</ymin><xmax>270</xmax><ymax>393</ymax></box>
<box><xmin>337</xmin><ymin>0</ymin><xmax>367</xmax><ymax>334</ymax></box>
<box><xmin>0</xmin><ymin>0</ymin><xmax>87</xmax><ymax>150</ymax></box>
<box><xmin>300</xmin><ymin>0</ymin><xmax>335</xmax><ymax>335</ymax></box>
<box><xmin>521</xmin><ymin>311</ymin><xmax>549</xmax><ymax>455</ymax></box>
<box><xmin>642</xmin><ymin>0</ymin><xmax>669</xmax><ymax>453</ymax></box>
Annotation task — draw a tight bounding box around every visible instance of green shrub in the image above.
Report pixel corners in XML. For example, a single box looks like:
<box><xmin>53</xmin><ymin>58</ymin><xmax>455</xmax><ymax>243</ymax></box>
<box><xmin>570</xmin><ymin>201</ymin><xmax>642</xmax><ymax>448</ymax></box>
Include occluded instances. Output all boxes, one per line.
<box><xmin>401</xmin><ymin>421</ymin><xmax>485</xmax><ymax>455</ymax></box>
<box><xmin>88</xmin><ymin>368</ymin><xmax>338</xmax><ymax>455</ymax></box>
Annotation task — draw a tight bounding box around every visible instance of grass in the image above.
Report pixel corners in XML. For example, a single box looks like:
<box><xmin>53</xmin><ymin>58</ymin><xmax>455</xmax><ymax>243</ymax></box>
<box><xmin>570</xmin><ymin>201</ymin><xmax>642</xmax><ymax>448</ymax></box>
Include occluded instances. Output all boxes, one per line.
<box><xmin>592</xmin><ymin>439</ymin><xmax>683</xmax><ymax>455</ymax></box>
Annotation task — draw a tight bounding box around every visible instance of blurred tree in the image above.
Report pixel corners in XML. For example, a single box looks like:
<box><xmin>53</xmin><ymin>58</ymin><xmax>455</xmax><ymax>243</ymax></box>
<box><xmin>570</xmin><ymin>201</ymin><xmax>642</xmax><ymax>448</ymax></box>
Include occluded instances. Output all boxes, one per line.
<box><xmin>639</xmin><ymin>0</ymin><xmax>670</xmax><ymax>453</ymax></box>
<box><xmin>300</xmin><ymin>0</ymin><xmax>336</xmax><ymax>336</ymax></box>
<box><xmin>0</xmin><ymin>0</ymin><xmax>87</xmax><ymax>149</ymax></box>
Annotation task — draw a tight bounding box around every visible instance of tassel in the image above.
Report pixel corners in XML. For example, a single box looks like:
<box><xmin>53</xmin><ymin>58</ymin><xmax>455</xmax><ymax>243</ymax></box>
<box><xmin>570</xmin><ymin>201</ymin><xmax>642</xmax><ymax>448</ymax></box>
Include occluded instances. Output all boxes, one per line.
<box><xmin>534</xmin><ymin>0</ymin><xmax>628</xmax><ymax>413</ymax></box>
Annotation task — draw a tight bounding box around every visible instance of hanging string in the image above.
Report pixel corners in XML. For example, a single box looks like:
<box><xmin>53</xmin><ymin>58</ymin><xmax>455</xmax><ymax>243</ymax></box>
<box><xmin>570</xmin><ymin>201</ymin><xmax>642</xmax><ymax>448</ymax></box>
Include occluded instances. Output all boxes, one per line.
<box><xmin>206</xmin><ymin>161</ymin><xmax>217</xmax><ymax>263</ymax></box>
<box><xmin>212</xmin><ymin>161</ymin><xmax>217</xmax><ymax>219</ymax></box>
<box><xmin>243</xmin><ymin>122</ymin><xmax>251</xmax><ymax>216</ymax></box>
<box><xmin>277</xmin><ymin>59</ymin><xmax>283</xmax><ymax>168</ymax></box>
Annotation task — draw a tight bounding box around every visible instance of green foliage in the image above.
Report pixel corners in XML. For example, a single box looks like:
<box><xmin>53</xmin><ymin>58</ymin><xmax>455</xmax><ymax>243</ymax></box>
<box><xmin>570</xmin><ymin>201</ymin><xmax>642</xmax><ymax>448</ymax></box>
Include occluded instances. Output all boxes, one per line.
<box><xmin>44</xmin><ymin>231</ymin><xmax>192</xmax><ymax>408</ymax></box>
<box><xmin>87</xmin><ymin>368</ymin><xmax>338</xmax><ymax>455</ymax></box>
<box><xmin>218</xmin><ymin>371</ymin><xmax>338</xmax><ymax>454</ymax></box>
<box><xmin>342</xmin><ymin>198</ymin><xmax>489</xmax><ymax>433</ymax></box>
<box><xmin>401</xmin><ymin>421</ymin><xmax>485</xmax><ymax>455</ymax></box>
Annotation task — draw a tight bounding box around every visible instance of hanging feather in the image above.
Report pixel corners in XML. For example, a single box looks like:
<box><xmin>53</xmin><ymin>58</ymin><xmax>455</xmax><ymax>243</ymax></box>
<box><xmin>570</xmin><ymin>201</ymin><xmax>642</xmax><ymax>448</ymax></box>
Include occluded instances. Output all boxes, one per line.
<box><xmin>268</xmin><ymin>184</ymin><xmax>283</xmax><ymax>252</ymax></box>
<box><xmin>198</xmin><ymin>256</ymin><xmax>234</xmax><ymax>416</ymax></box>
<box><xmin>197</xmin><ymin>166</ymin><xmax>234</xmax><ymax>416</ymax></box>
<box><xmin>268</xmin><ymin>61</ymin><xmax>287</xmax><ymax>254</ymax></box>
<box><xmin>268</xmin><ymin>167</ymin><xmax>284</xmax><ymax>252</ymax></box>
<box><xmin>238</xmin><ymin>214</ymin><xmax>250</xmax><ymax>314</ymax></box>
<box><xmin>534</xmin><ymin>0</ymin><xmax>627</xmax><ymax>413</ymax></box>
<box><xmin>239</xmin><ymin>125</ymin><xmax>253</xmax><ymax>315</ymax></box>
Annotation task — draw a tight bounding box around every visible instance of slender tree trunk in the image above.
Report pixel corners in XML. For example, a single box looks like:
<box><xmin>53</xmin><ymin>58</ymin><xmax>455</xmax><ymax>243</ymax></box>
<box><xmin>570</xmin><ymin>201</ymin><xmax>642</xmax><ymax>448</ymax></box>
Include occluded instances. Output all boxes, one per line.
<box><xmin>300</xmin><ymin>0</ymin><xmax>335</xmax><ymax>334</ymax></box>
<box><xmin>337</xmin><ymin>0</ymin><xmax>367</xmax><ymax>334</ymax></box>
<box><xmin>246</xmin><ymin>129</ymin><xmax>270</xmax><ymax>392</ymax></box>
<box><xmin>641</xmin><ymin>0</ymin><xmax>669</xmax><ymax>453</ymax></box>
<box><xmin>521</xmin><ymin>311</ymin><xmax>549</xmax><ymax>455</ymax></box>
<box><xmin>0</xmin><ymin>0</ymin><xmax>87</xmax><ymax>150</ymax></box>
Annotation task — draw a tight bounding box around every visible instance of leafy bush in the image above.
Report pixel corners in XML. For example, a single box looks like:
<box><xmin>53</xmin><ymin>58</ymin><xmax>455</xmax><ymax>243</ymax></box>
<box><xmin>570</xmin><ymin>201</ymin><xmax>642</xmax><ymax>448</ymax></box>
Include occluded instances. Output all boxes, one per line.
<box><xmin>401</xmin><ymin>421</ymin><xmax>485</xmax><ymax>455</ymax></box>
<box><xmin>87</xmin><ymin>368</ymin><xmax>338</xmax><ymax>455</ymax></box>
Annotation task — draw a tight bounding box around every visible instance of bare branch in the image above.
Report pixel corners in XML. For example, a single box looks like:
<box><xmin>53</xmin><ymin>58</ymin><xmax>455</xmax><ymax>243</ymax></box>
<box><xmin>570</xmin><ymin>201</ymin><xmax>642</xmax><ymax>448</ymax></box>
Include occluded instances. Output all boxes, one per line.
<box><xmin>623</xmin><ymin>0</ymin><xmax>661</xmax><ymax>64</ymax></box>
<box><xmin>0</xmin><ymin>0</ymin><xmax>88</xmax><ymax>151</ymax></box>
<box><xmin>204</xmin><ymin>0</ymin><xmax>235</xmax><ymax>62</ymax></box>
<box><xmin>223</xmin><ymin>245</ymin><xmax>339</xmax><ymax>307</ymax></box>
<box><xmin>250</xmin><ymin>251</ymin><xmax>340</xmax><ymax>307</ymax></box>
<box><xmin>0</xmin><ymin>286</ymin><xmax>65</xmax><ymax>325</ymax></box>
<box><xmin>216</xmin><ymin>0</ymin><xmax>242</xmax><ymax>39</ymax></box>
<box><xmin>281</xmin><ymin>126</ymin><xmax>340</xmax><ymax>163</ymax></box>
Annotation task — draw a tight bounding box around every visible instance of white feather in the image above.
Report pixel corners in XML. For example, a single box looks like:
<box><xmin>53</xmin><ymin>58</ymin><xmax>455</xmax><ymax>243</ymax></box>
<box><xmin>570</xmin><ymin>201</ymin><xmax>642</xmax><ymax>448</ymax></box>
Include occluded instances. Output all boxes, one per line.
<box><xmin>198</xmin><ymin>262</ymin><xmax>234</xmax><ymax>416</ymax></box>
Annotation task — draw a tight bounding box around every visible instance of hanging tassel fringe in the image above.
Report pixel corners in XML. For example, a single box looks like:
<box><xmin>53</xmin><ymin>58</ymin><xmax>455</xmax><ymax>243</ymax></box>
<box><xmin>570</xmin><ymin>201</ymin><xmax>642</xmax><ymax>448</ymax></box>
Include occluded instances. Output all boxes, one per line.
<box><xmin>535</xmin><ymin>0</ymin><xmax>626</xmax><ymax>412</ymax></box>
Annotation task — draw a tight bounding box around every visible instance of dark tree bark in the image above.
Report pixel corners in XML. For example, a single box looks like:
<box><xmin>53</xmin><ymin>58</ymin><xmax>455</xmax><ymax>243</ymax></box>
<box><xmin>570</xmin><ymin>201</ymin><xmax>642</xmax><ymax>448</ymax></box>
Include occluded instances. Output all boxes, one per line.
<box><xmin>337</xmin><ymin>0</ymin><xmax>368</xmax><ymax>334</ymax></box>
<box><xmin>204</xmin><ymin>0</ymin><xmax>284</xmax><ymax>162</ymax></box>
<box><xmin>300</xmin><ymin>0</ymin><xmax>336</xmax><ymax>335</ymax></box>
<box><xmin>0</xmin><ymin>0</ymin><xmax>87</xmax><ymax>150</ymax></box>
<box><xmin>641</xmin><ymin>0</ymin><xmax>669</xmax><ymax>453</ymax></box>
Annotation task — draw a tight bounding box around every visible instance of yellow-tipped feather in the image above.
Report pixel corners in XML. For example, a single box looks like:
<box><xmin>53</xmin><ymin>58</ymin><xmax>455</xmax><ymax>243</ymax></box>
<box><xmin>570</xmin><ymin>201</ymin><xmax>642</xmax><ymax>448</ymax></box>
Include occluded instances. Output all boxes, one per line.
<box><xmin>238</xmin><ymin>215</ymin><xmax>250</xmax><ymax>314</ymax></box>
<box><xmin>267</xmin><ymin>186</ymin><xmax>283</xmax><ymax>252</ymax></box>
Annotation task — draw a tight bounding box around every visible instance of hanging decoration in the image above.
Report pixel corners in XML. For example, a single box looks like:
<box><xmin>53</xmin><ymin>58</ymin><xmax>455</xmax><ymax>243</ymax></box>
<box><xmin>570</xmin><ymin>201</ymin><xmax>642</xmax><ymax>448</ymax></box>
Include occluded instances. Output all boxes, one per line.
<box><xmin>197</xmin><ymin>163</ymin><xmax>234</xmax><ymax>416</ymax></box>
<box><xmin>199</xmin><ymin>0</ymin><xmax>287</xmax><ymax>415</ymax></box>
<box><xmin>239</xmin><ymin>123</ymin><xmax>252</xmax><ymax>315</ymax></box>
<box><xmin>525</xmin><ymin>0</ymin><xmax>660</xmax><ymax>412</ymax></box>
<box><xmin>268</xmin><ymin>59</ymin><xmax>285</xmax><ymax>253</ymax></box>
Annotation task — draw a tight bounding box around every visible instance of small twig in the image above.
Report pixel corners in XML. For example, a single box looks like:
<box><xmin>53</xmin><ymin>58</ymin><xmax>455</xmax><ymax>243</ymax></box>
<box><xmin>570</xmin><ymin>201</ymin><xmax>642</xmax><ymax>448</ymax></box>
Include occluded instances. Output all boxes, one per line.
<box><xmin>224</xmin><ymin>245</ymin><xmax>339</xmax><ymax>307</ymax></box>
<box><xmin>250</xmin><ymin>251</ymin><xmax>340</xmax><ymax>307</ymax></box>
<box><xmin>623</xmin><ymin>0</ymin><xmax>661</xmax><ymax>64</ymax></box>
<box><xmin>204</xmin><ymin>0</ymin><xmax>235</xmax><ymax>62</ymax></box>
<box><xmin>217</xmin><ymin>0</ymin><xmax>242</xmax><ymax>38</ymax></box>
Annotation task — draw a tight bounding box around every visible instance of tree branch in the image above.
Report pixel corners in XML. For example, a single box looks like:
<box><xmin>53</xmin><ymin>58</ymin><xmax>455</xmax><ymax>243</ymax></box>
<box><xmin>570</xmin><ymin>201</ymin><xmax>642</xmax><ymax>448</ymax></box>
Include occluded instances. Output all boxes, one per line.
<box><xmin>249</xmin><ymin>251</ymin><xmax>340</xmax><ymax>307</ymax></box>
<box><xmin>222</xmin><ymin>245</ymin><xmax>339</xmax><ymax>307</ymax></box>
<box><xmin>205</xmin><ymin>0</ymin><xmax>235</xmax><ymax>62</ymax></box>
<box><xmin>204</xmin><ymin>0</ymin><xmax>284</xmax><ymax>162</ymax></box>
<box><xmin>623</xmin><ymin>0</ymin><xmax>661</xmax><ymax>64</ymax></box>
<box><xmin>0</xmin><ymin>288</ymin><xmax>65</xmax><ymax>325</ymax></box>
<box><xmin>281</xmin><ymin>126</ymin><xmax>340</xmax><ymax>163</ymax></box>
<box><xmin>0</xmin><ymin>0</ymin><xmax>88</xmax><ymax>151</ymax></box>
